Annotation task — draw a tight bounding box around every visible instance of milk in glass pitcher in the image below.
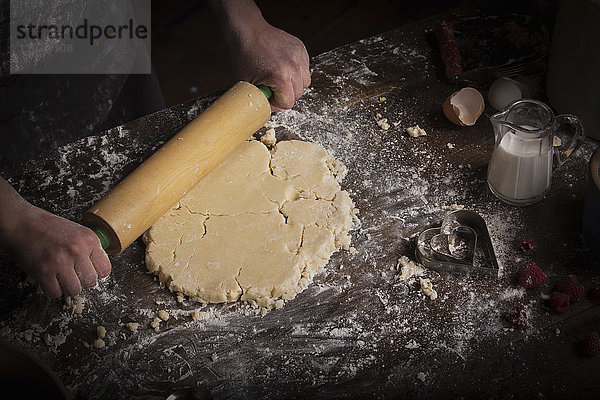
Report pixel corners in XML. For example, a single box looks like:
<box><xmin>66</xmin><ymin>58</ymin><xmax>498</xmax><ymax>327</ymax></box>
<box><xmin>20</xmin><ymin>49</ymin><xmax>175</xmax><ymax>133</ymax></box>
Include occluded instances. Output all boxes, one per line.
<box><xmin>487</xmin><ymin>99</ymin><xmax>585</xmax><ymax>206</ymax></box>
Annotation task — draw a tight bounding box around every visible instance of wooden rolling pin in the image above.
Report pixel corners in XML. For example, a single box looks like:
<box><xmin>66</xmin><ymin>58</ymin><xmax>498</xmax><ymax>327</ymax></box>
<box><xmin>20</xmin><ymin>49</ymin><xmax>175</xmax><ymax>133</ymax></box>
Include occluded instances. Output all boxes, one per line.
<box><xmin>83</xmin><ymin>81</ymin><xmax>272</xmax><ymax>254</ymax></box>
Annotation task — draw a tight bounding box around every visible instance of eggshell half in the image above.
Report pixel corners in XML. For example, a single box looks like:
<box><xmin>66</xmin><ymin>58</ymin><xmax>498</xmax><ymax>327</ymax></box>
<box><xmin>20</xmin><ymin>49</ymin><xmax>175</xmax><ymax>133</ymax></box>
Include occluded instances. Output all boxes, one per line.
<box><xmin>488</xmin><ymin>77</ymin><xmax>526</xmax><ymax>111</ymax></box>
<box><xmin>443</xmin><ymin>87</ymin><xmax>485</xmax><ymax>126</ymax></box>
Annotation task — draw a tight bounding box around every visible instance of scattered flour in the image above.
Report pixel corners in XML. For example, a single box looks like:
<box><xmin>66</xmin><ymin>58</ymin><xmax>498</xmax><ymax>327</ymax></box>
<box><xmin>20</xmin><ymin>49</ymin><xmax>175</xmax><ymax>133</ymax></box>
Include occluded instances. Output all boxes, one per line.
<box><xmin>1</xmin><ymin>28</ymin><xmax>595</xmax><ymax>399</ymax></box>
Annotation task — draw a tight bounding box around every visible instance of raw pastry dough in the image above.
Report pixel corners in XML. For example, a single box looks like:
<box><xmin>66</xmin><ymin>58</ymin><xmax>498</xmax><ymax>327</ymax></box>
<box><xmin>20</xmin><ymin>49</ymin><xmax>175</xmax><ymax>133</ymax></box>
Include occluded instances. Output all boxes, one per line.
<box><xmin>143</xmin><ymin>139</ymin><xmax>356</xmax><ymax>308</ymax></box>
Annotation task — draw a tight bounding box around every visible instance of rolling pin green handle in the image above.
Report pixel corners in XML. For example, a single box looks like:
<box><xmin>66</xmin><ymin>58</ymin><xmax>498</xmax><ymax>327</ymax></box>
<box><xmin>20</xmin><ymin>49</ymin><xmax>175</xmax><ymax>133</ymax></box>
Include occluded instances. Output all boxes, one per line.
<box><xmin>257</xmin><ymin>84</ymin><xmax>273</xmax><ymax>99</ymax></box>
<box><xmin>93</xmin><ymin>227</ymin><xmax>110</xmax><ymax>250</ymax></box>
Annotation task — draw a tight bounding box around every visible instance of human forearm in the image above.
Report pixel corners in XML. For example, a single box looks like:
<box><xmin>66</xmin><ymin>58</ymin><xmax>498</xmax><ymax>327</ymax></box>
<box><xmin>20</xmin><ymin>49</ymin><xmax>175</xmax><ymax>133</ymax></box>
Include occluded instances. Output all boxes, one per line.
<box><xmin>207</xmin><ymin>0</ymin><xmax>265</xmax><ymax>34</ymax></box>
<box><xmin>0</xmin><ymin>176</ymin><xmax>32</xmax><ymax>248</ymax></box>
<box><xmin>206</xmin><ymin>0</ymin><xmax>311</xmax><ymax>110</ymax></box>
<box><xmin>207</xmin><ymin>0</ymin><xmax>270</xmax><ymax>55</ymax></box>
<box><xmin>0</xmin><ymin>175</ymin><xmax>111</xmax><ymax>298</ymax></box>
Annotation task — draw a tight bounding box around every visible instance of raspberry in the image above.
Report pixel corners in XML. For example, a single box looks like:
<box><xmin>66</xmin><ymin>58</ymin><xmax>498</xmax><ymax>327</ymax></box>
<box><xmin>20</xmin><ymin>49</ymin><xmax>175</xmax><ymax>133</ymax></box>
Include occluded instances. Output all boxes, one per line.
<box><xmin>584</xmin><ymin>331</ymin><xmax>600</xmax><ymax>356</ymax></box>
<box><xmin>519</xmin><ymin>262</ymin><xmax>547</xmax><ymax>289</ymax></box>
<box><xmin>517</xmin><ymin>237</ymin><xmax>537</xmax><ymax>255</ymax></box>
<box><xmin>549</xmin><ymin>291</ymin><xmax>570</xmax><ymax>313</ymax></box>
<box><xmin>555</xmin><ymin>275</ymin><xmax>584</xmax><ymax>302</ymax></box>
<box><xmin>505</xmin><ymin>304</ymin><xmax>527</xmax><ymax>328</ymax></box>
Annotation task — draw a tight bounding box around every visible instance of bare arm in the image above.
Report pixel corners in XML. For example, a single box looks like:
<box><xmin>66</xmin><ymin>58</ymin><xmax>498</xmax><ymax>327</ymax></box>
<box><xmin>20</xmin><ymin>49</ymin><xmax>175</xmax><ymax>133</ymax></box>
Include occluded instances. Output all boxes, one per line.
<box><xmin>207</xmin><ymin>0</ymin><xmax>311</xmax><ymax>111</ymax></box>
<box><xmin>0</xmin><ymin>176</ymin><xmax>111</xmax><ymax>298</ymax></box>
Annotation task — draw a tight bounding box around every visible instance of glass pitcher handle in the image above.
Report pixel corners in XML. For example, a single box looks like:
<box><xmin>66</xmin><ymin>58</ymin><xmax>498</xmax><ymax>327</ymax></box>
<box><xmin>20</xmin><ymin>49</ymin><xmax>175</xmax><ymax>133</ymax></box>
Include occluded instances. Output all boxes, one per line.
<box><xmin>554</xmin><ymin>114</ymin><xmax>586</xmax><ymax>169</ymax></box>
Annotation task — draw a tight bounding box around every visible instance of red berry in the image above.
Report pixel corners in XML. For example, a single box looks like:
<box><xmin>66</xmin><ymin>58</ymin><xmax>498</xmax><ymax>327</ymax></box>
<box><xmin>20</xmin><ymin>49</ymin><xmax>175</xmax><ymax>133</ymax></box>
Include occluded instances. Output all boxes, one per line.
<box><xmin>584</xmin><ymin>331</ymin><xmax>600</xmax><ymax>356</ymax></box>
<box><xmin>549</xmin><ymin>291</ymin><xmax>570</xmax><ymax>313</ymax></box>
<box><xmin>555</xmin><ymin>275</ymin><xmax>584</xmax><ymax>302</ymax></box>
<box><xmin>505</xmin><ymin>304</ymin><xmax>527</xmax><ymax>328</ymax></box>
<box><xmin>517</xmin><ymin>237</ymin><xmax>537</xmax><ymax>255</ymax></box>
<box><xmin>519</xmin><ymin>262</ymin><xmax>547</xmax><ymax>289</ymax></box>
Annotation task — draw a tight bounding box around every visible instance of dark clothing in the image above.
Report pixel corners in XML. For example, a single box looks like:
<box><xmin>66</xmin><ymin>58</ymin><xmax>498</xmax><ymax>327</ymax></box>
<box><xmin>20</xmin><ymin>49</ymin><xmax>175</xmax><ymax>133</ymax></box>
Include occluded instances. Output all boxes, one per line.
<box><xmin>0</xmin><ymin>72</ymin><xmax>165</xmax><ymax>168</ymax></box>
<box><xmin>0</xmin><ymin>0</ymin><xmax>165</xmax><ymax>169</ymax></box>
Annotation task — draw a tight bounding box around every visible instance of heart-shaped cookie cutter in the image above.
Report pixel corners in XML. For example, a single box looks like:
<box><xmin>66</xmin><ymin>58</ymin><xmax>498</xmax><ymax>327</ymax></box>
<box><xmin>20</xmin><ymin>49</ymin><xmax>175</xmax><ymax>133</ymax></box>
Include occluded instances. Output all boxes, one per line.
<box><xmin>416</xmin><ymin>210</ymin><xmax>499</xmax><ymax>278</ymax></box>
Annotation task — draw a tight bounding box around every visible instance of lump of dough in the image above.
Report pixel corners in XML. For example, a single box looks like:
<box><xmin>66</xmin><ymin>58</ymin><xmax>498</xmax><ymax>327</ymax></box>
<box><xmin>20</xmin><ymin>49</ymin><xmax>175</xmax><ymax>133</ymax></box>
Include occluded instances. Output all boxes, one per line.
<box><xmin>96</xmin><ymin>325</ymin><xmax>106</xmax><ymax>339</ymax></box>
<box><xmin>126</xmin><ymin>322</ymin><xmax>139</xmax><ymax>332</ymax></box>
<box><xmin>143</xmin><ymin>139</ymin><xmax>357</xmax><ymax>309</ymax></box>
<box><xmin>406</xmin><ymin>125</ymin><xmax>427</xmax><ymax>137</ymax></box>
<box><xmin>157</xmin><ymin>310</ymin><xmax>170</xmax><ymax>321</ymax></box>
<box><xmin>261</xmin><ymin>128</ymin><xmax>276</xmax><ymax>147</ymax></box>
<box><xmin>419</xmin><ymin>277</ymin><xmax>438</xmax><ymax>300</ymax></box>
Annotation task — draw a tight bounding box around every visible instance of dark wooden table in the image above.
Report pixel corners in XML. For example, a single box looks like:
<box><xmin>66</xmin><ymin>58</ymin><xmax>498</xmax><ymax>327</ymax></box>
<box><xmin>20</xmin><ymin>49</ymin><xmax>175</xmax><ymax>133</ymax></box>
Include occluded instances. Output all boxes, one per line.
<box><xmin>1</xmin><ymin>9</ymin><xmax>599</xmax><ymax>400</ymax></box>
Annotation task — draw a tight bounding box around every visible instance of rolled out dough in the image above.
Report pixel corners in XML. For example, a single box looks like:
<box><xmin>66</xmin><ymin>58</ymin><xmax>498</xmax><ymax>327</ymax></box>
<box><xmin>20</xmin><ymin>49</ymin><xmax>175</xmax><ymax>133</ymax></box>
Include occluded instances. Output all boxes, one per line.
<box><xmin>143</xmin><ymin>139</ymin><xmax>357</xmax><ymax>308</ymax></box>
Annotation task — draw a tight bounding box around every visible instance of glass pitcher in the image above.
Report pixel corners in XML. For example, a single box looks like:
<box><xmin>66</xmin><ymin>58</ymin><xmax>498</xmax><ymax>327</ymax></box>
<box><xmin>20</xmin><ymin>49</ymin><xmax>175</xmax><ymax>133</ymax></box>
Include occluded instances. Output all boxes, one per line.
<box><xmin>487</xmin><ymin>99</ymin><xmax>585</xmax><ymax>206</ymax></box>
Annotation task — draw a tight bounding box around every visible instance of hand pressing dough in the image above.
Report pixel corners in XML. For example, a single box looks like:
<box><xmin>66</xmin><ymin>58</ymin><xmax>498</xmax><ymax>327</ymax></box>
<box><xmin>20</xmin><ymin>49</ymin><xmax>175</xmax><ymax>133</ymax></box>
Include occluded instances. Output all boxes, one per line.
<box><xmin>143</xmin><ymin>139</ymin><xmax>356</xmax><ymax>308</ymax></box>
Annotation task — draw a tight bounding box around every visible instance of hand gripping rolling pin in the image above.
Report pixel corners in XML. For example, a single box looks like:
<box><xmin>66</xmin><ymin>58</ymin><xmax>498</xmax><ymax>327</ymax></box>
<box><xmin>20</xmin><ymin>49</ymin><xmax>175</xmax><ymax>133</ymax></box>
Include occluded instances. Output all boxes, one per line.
<box><xmin>83</xmin><ymin>81</ymin><xmax>273</xmax><ymax>254</ymax></box>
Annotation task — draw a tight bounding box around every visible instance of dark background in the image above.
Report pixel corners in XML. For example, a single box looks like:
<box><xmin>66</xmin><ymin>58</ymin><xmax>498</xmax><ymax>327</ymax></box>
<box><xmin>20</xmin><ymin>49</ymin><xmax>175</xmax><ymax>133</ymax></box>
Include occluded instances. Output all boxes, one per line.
<box><xmin>150</xmin><ymin>0</ymin><xmax>558</xmax><ymax>107</ymax></box>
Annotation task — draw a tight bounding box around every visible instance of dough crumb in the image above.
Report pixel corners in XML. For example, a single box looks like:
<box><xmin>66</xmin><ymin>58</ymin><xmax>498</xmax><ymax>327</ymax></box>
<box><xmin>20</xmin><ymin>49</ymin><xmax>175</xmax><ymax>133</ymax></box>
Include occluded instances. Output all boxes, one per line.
<box><xmin>150</xmin><ymin>317</ymin><xmax>161</xmax><ymax>332</ymax></box>
<box><xmin>417</xmin><ymin>372</ymin><xmax>427</xmax><ymax>382</ymax></box>
<box><xmin>553</xmin><ymin>135</ymin><xmax>562</xmax><ymax>147</ymax></box>
<box><xmin>563</xmin><ymin>148</ymin><xmax>573</xmax><ymax>158</ymax></box>
<box><xmin>406</xmin><ymin>125</ymin><xmax>427</xmax><ymax>137</ymax></box>
<box><xmin>157</xmin><ymin>310</ymin><xmax>170</xmax><ymax>321</ymax></box>
<box><xmin>64</xmin><ymin>296</ymin><xmax>85</xmax><ymax>316</ymax></box>
<box><xmin>210</xmin><ymin>353</ymin><xmax>218</xmax><ymax>362</ymax></box>
<box><xmin>419</xmin><ymin>277</ymin><xmax>438</xmax><ymax>300</ymax></box>
<box><xmin>396</xmin><ymin>256</ymin><xmax>425</xmax><ymax>281</ymax></box>
<box><xmin>126</xmin><ymin>322</ymin><xmax>140</xmax><ymax>332</ymax></box>
<box><xmin>93</xmin><ymin>338</ymin><xmax>105</xmax><ymax>349</ymax></box>
<box><xmin>379</xmin><ymin>96</ymin><xmax>387</xmax><ymax>102</ymax></box>
<box><xmin>441</xmin><ymin>204</ymin><xmax>464</xmax><ymax>211</ymax></box>
<box><xmin>42</xmin><ymin>330</ymin><xmax>71</xmax><ymax>348</ymax></box>
<box><xmin>377</xmin><ymin>118</ymin><xmax>390</xmax><ymax>130</ymax></box>
<box><xmin>96</xmin><ymin>325</ymin><xmax>106</xmax><ymax>339</ymax></box>
<box><xmin>261</xmin><ymin>128</ymin><xmax>276</xmax><ymax>147</ymax></box>
<box><xmin>176</xmin><ymin>292</ymin><xmax>185</xmax><ymax>303</ymax></box>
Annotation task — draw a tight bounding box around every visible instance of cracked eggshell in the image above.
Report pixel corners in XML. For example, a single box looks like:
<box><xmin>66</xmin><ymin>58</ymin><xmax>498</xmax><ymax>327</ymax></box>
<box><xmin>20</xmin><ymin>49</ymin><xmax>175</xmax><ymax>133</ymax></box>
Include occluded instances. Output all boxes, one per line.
<box><xmin>443</xmin><ymin>87</ymin><xmax>485</xmax><ymax>126</ymax></box>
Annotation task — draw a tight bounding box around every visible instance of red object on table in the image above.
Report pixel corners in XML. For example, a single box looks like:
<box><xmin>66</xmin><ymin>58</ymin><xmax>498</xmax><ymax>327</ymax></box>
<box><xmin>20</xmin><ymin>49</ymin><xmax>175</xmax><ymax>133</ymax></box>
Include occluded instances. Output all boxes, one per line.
<box><xmin>435</xmin><ymin>21</ymin><xmax>462</xmax><ymax>82</ymax></box>
<box><xmin>519</xmin><ymin>262</ymin><xmax>547</xmax><ymax>289</ymax></box>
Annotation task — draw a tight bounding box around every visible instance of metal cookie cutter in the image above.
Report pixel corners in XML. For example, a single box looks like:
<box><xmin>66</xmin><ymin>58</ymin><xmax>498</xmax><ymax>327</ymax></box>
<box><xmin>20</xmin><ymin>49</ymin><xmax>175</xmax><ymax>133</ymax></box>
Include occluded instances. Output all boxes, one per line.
<box><xmin>416</xmin><ymin>210</ymin><xmax>499</xmax><ymax>278</ymax></box>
